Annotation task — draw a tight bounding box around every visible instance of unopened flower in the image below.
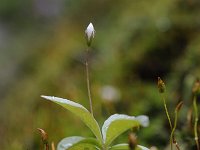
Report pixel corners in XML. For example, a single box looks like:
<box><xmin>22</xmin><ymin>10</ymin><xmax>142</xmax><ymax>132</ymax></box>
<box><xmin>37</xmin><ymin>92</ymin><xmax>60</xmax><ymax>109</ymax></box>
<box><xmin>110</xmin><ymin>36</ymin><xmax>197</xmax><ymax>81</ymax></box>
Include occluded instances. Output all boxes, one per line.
<box><xmin>85</xmin><ymin>23</ymin><xmax>95</xmax><ymax>47</ymax></box>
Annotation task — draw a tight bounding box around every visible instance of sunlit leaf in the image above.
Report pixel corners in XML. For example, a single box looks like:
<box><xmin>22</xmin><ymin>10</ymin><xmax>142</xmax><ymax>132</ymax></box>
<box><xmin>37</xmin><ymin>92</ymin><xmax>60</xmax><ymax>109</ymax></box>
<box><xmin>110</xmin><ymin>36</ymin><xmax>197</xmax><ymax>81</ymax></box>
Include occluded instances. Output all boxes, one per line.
<box><xmin>68</xmin><ymin>143</ymin><xmax>99</xmax><ymax>150</ymax></box>
<box><xmin>57</xmin><ymin>136</ymin><xmax>84</xmax><ymax>150</ymax></box>
<box><xmin>137</xmin><ymin>145</ymin><xmax>150</xmax><ymax>150</ymax></box>
<box><xmin>102</xmin><ymin>114</ymin><xmax>149</xmax><ymax>146</ymax></box>
<box><xmin>41</xmin><ymin>96</ymin><xmax>102</xmax><ymax>142</ymax></box>
<box><xmin>109</xmin><ymin>143</ymin><xmax>150</xmax><ymax>150</ymax></box>
<box><xmin>109</xmin><ymin>143</ymin><xmax>129</xmax><ymax>150</ymax></box>
<box><xmin>68</xmin><ymin>139</ymin><xmax>101</xmax><ymax>150</ymax></box>
<box><xmin>57</xmin><ymin>136</ymin><xmax>101</xmax><ymax>150</ymax></box>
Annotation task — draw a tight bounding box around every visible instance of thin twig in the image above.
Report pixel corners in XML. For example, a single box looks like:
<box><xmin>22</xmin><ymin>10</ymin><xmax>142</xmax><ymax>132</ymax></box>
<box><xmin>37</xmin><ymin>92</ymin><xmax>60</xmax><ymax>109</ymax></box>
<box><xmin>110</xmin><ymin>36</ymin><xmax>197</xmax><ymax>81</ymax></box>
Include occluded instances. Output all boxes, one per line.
<box><xmin>85</xmin><ymin>47</ymin><xmax>93</xmax><ymax>116</ymax></box>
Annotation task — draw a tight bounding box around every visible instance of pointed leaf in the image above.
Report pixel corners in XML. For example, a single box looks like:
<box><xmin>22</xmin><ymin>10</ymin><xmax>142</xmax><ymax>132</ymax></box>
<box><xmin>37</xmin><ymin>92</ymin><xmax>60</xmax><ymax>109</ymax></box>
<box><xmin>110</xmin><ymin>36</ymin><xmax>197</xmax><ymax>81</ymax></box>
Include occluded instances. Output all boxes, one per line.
<box><xmin>102</xmin><ymin>114</ymin><xmax>149</xmax><ymax>146</ymax></box>
<box><xmin>110</xmin><ymin>143</ymin><xmax>149</xmax><ymax>150</ymax></box>
<box><xmin>57</xmin><ymin>136</ymin><xmax>101</xmax><ymax>150</ymax></box>
<box><xmin>41</xmin><ymin>96</ymin><xmax>102</xmax><ymax>142</ymax></box>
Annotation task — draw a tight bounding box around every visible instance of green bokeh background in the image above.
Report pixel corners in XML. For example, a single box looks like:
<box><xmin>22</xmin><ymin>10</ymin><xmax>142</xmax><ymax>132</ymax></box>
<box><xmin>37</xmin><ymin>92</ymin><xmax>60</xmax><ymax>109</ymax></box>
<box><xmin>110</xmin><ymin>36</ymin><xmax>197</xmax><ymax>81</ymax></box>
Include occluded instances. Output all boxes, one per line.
<box><xmin>0</xmin><ymin>0</ymin><xmax>200</xmax><ymax>149</ymax></box>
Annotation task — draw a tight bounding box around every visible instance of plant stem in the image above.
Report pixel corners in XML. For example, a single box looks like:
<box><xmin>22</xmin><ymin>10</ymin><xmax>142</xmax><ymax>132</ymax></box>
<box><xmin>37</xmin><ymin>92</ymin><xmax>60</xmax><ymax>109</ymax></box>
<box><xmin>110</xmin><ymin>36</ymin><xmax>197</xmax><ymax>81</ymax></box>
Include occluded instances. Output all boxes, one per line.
<box><xmin>85</xmin><ymin>47</ymin><xmax>93</xmax><ymax>116</ymax></box>
<box><xmin>173</xmin><ymin>138</ymin><xmax>180</xmax><ymax>150</ymax></box>
<box><xmin>102</xmin><ymin>145</ymin><xmax>107</xmax><ymax>150</ymax></box>
<box><xmin>161</xmin><ymin>94</ymin><xmax>173</xmax><ymax>130</ymax></box>
<box><xmin>170</xmin><ymin>109</ymin><xmax>180</xmax><ymax>150</ymax></box>
<box><xmin>161</xmin><ymin>93</ymin><xmax>174</xmax><ymax>150</ymax></box>
<box><xmin>193</xmin><ymin>95</ymin><xmax>199</xmax><ymax>150</ymax></box>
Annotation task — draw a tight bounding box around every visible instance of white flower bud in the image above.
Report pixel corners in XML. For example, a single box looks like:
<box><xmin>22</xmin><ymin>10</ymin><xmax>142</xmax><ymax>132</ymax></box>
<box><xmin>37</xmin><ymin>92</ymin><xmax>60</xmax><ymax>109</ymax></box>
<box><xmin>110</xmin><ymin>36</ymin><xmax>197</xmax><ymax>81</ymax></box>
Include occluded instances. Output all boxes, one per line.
<box><xmin>85</xmin><ymin>23</ymin><xmax>95</xmax><ymax>46</ymax></box>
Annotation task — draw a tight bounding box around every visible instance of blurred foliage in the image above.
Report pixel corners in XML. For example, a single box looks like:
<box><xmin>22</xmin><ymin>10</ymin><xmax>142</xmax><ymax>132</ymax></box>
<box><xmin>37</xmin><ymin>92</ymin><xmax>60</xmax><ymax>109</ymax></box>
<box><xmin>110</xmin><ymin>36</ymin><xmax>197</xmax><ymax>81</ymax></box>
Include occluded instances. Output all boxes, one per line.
<box><xmin>0</xmin><ymin>0</ymin><xmax>200</xmax><ymax>149</ymax></box>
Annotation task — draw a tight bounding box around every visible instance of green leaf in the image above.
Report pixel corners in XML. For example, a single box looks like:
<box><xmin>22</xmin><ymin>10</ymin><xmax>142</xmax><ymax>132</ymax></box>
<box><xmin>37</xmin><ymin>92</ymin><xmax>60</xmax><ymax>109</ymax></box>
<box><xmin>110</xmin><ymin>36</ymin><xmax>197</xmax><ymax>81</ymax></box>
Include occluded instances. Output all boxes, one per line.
<box><xmin>68</xmin><ymin>143</ymin><xmax>99</xmax><ymax>150</ymax></box>
<box><xmin>137</xmin><ymin>145</ymin><xmax>150</xmax><ymax>150</ymax></box>
<box><xmin>41</xmin><ymin>96</ymin><xmax>102</xmax><ymax>142</ymax></box>
<box><xmin>57</xmin><ymin>136</ymin><xmax>101</xmax><ymax>150</ymax></box>
<box><xmin>109</xmin><ymin>143</ymin><xmax>150</xmax><ymax>150</ymax></box>
<box><xmin>57</xmin><ymin>136</ymin><xmax>84</xmax><ymax>150</ymax></box>
<box><xmin>102</xmin><ymin>114</ymin><xmax>149</xmax><ymax>146</ymax></box>
<box><xmin>109</xmin><ymin>143</ymin><xmax>129</xmax><ymax>150</ymax></box>
<box><xmin>68</xmin><ymin>139</ymin><xmax>101</xmax><ymax>150</ymax></box>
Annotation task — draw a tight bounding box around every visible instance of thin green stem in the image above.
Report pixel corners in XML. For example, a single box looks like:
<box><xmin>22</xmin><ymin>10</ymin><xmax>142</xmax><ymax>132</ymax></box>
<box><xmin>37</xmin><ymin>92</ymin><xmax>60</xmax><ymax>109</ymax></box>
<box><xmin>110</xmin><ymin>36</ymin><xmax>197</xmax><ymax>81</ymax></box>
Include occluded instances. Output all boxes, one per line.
<box><xmin>170</xmin><ymin>110</ymin><xmax>180</xmax><ymax>150</ymax></box>
<box><xmin>193</xmin><ymin>96</ymin><xmax>199</xmax><ymax>150</ymax></box>
<box><xmin>161</xmin><ymin>93</ymin><xmax>174</xmax><ymax>150</ymax></box>
<box><xmin>85</xmin><ymin>47</ymin><xmax>93</xmax><ymax>116</ymax></box>
<box><xmin>161</xmin><ymin>94</ymin><xmax>173</xmax><ymax>130</ymax></box>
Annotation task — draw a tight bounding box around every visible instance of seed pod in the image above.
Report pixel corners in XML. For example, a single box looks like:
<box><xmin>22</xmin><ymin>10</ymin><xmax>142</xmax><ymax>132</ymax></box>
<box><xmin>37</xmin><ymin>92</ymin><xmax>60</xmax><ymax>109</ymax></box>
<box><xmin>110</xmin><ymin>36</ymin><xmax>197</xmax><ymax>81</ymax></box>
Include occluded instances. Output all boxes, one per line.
<box><xmin>37</xmin><ymin>128</ymin><xmax>48</xmax><ymax>144</ymax></box>
<box><xmin>157</xmin><ymin>77</ymin><xmax>166</xmax><ymax>93</ymax></box>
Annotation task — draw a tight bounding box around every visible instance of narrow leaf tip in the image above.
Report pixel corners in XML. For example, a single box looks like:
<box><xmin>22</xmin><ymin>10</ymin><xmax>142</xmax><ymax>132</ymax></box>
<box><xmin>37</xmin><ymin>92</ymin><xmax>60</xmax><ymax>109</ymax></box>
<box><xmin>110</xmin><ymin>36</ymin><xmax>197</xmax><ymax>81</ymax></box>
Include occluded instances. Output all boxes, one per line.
<box><xmin>41</xmin><ymin>95</ymin><xmax>50</xmax><ymax>99</ymax></box>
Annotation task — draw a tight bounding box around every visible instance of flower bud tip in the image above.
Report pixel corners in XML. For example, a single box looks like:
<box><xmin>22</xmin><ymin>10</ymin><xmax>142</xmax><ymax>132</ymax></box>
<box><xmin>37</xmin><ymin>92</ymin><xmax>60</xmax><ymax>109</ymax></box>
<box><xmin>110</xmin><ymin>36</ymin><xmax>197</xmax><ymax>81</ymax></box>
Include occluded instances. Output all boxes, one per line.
<box><xmin>85</xmin><ymin>22</ymin><xmax>95</xmax><ymax>47</ymax></box>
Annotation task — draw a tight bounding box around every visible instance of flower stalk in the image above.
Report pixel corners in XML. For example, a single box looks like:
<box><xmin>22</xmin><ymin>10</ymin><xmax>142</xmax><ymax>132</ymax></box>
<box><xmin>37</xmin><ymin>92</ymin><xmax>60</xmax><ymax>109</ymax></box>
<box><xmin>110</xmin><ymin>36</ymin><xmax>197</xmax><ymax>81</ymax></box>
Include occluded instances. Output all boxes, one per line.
<box><xmin>85</xmin><ymin>23</ymin><xmax>95</xmax><ymax>116</ymax></box>
<box><xmin>85</xmin><ymin>47</ymin><xmax>93</xmax><ymax>116</ymax></box>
